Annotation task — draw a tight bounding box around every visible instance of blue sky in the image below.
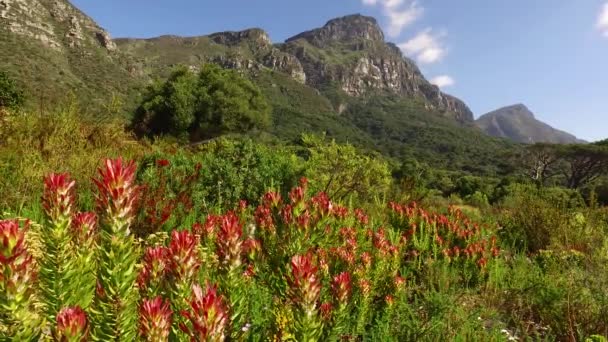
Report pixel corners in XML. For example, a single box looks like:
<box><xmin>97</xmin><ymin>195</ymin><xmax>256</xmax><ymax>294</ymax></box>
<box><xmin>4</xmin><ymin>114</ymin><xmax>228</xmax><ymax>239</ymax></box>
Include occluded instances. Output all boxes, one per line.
<box><xmin>72</xmin><ymin>0</ymin><xmax>608</xmax><ymax>141</ymax></box>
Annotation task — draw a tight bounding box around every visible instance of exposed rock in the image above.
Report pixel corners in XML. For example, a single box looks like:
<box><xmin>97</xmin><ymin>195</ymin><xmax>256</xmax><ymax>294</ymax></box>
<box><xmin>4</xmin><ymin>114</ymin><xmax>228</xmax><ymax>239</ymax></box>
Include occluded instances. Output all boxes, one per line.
<box><xmin>261</xmin><ymin>51</ymin><xmax>306</xmax><ymax>83</ymax></box>
<box><xmin>286</xmin><ymin>14</ymin><xmax>384</xmax><ymax>47</ymax></box>
<box><xmin>208</xmin><ymin>28</ymin><xmax>272</xmax><ymax>48</ymax></box>
<box><xmin>96</xmin><ymin>31</ymin><xmax>116</xmax><ymax>51</ymax></box>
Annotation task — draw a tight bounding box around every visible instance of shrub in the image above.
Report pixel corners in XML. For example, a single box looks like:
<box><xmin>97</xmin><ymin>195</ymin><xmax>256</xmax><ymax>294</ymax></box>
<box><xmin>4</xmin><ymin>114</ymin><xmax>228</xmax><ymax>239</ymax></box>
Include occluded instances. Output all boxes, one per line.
<box><xmin>0</xmin><ymin>71</ymin><xmax>25</xmax><ymax>110</ymax></box>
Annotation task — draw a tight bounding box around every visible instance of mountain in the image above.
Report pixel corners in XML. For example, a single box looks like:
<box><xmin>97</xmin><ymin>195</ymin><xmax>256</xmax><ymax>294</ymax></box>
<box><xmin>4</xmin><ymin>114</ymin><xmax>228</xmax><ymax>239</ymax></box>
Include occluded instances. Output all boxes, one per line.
<box><xmin>0</xmin><ymin>4</ymin><xmax>517</xmax><ymax>174</ymax></box>
<box><xmin>475</xmin><ymin>104</ymin><xmax>584</xmax><ymax>144</ymax></box>
<box><xmin>0</xmin><ymin>0</ymin><xmax>143</xmax><ymax>111</ymax></box>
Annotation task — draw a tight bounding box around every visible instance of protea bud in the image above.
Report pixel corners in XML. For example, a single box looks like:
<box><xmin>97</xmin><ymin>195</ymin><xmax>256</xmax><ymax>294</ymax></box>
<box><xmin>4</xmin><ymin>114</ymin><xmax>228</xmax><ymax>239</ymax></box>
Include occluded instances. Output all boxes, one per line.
<box><xmin>0</xmin><ymin>220</ymin><xmax>35</xmax><ymax>302</ymax></box>
<box><xmin>262</xmin><ymin>191</ymin><xmax>282</xmax><ymax>208</ymax></box>
<box><xmin>138</xmin><ymin>246</ymin><xmax>169</xmax><ymax>292</ymax></box>
<box><xmin>287</xmin><ymin>253</ymin><xmax>321</xmax><ymax>317</ymax></box>
<box><xmin>42</xmin><ymin>173</ymin><xmax>76</xmax><ymax>224</ymax></box>
<box><xmin>56</xmin><ymin>306</ymin><xmax>88</xmax><ymax>341</ymax></box>
<box><xmin>93</xmin><ymin>158</ymin><xmax>141</xmax><ymax>230</ymax></box>
<box><xmin>180</xmin><ymin>283</ymin><xmax>229</xmax><ymax>341</ymax></box>
<box><xmin>331</xmin><ymin>272</ymin><xmax>352</xmax><ymax>306</ymax></box>
<box><xmin>216</xmin><ymin>212</ymin><xmax>243</xmax><ymax>271</ymax></box>
<box><xmin>320</xmin><ymin>302</ymin><xmax>332</xmax><ymax>321</ymax></box>
<box><xmin>71</xmin><ymin>212</ymin><xmax>97</xmax><ymax>245</ymax></box>
<box><xmin>139</xmin><ymin>297</ymin><xmax>172</xmax><ymax>341</ymax></box>
<box><xmin>0</xmin><ymin>219</ymin><xmax>28</xmax><ymax>264</ymax></box>
<box><xmin>168</xmin><ymin>230</ymin><xmax>200</xmax><ymax>283</ymax></box>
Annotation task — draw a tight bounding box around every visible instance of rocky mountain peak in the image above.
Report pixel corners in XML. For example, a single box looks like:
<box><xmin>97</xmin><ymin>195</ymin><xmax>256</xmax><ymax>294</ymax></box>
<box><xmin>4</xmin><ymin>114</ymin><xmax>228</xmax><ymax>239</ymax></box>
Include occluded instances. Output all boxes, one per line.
<box><xmin>208</xmin><ymin>28</ymin><xmax>272</xmax><ymax>47</ymax></box>
<box><xmin>285</xmin><ymin>14</ymin><xmax>384</xmax><ymax>46</ymax></box>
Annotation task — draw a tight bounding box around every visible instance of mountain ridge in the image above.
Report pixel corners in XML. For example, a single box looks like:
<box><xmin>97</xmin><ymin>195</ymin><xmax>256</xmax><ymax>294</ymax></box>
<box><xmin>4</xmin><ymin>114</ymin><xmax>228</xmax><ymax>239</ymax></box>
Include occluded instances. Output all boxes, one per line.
<box><xmin>475</xmin><ymin>104</ymin><xmax>584</xmax><ymax>144</ymax></box>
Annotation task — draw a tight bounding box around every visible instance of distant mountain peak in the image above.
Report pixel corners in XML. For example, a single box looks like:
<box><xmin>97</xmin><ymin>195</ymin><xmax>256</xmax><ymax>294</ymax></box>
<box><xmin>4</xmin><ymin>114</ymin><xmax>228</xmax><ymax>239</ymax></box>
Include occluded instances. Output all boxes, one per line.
<box><xmin>475</xmin><ymin>104</ymin><xmax>583</xmax><ymax>144</ymax></box>
<box><xmin>285</xmin><ymin>14</ymin><xmax>384</xmax><ymax>45</ymax></box>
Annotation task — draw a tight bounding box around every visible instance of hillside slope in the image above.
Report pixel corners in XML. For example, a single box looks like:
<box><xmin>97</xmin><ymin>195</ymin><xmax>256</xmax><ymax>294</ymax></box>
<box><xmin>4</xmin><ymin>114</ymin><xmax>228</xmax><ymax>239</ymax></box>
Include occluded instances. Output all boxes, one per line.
<box><xmin>475</xmin><ymin>104</ymin><xmax>583</xmax><ymax>144</ymax></box>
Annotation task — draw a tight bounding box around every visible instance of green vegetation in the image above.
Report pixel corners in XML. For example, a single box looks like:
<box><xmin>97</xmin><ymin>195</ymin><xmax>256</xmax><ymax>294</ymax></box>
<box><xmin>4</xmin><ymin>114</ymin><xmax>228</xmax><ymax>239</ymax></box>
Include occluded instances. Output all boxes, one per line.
<box><xmin>132</xmin><ymin>65</ymin><xmax>270</xmax><ymax>141</ymax></box>
<box><xmin>0</xmin><ymin>71</ymin><xmax>25</xmax><ymax>110</ymax></box>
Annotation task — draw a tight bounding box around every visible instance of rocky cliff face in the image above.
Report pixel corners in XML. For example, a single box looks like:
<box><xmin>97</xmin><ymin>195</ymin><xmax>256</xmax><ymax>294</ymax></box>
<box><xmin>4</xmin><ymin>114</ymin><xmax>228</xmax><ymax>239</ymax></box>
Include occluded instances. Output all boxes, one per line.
<box><xmin>475</xmin><ymin>104</ymin><xmax>583</xmax><ymax>144</ymax></box>
<box><xmin>280</xmin><ymin>15</ymin><xmax>473</xmax><ymax>123</ymax></box>
<box><xmin>0</xmin><ymin>0</ymin><xmax>117</xmax><ymax>51</ymax></box>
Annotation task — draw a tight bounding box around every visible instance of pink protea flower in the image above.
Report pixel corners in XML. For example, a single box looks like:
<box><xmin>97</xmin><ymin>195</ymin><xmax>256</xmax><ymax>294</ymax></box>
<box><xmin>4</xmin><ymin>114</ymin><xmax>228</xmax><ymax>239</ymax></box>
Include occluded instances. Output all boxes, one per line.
<box><xmin>216</xmin><ymin>212</ymin><xmax>243</xmax><ymax>270</ymax></box>
<box><xmin>138</xmin><ymin>246</ymin><xmax>169</xmax><ymax>290</ymax></box>
<box><xmin>288</xmin><ymin>253</ymin><xmax>321</xmax><ymax>317</ymax></box>
<box><xmin>168</xmin><ymin>230</ymin><xmax>200</xmax><ymax>282</ymax></box>
<box><xmin>331</xmin><ymin>272</ymin><xmax>352</xmax><ymax>305</ymax></box>
<box><xmin>93</xmin><ymin>158</ymin><xmax>141</xmax><ymax>230</ymax></box>
<box><xmin>42</xmin><ymin>173</ymin><xmax>76</xmax><ymax>224</ymax></box>
<box><xmin>71</xmin><ymin>212</ymin><xmax>97</xmax><ymax>245</ymax></box>
<box><xmin>56</xmin><ymin>306</ymin><xmax>88</xmax><ymax>341</ymax></box>
<box><xmin>180</xmin><ymin>283</ymin><xmax>229</xmax><ymax>341</ymax></box>
<box><xmin>139</xmin><ymin>297</ymin><xmax>172</xmax><ymax>341</ymax></box>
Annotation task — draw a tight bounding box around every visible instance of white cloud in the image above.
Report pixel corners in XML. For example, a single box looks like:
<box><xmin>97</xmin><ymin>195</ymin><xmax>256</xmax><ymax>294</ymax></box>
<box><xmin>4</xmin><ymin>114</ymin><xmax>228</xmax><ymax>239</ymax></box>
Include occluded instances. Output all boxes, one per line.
<box><xmin>362</xmin><ymin>0</ymin><xmax>423</xmax><ymax>37</ymax></box>
<box><xmin>398</xmin><ymin>29</ymin><xmax>447</xmax><ymax>64</ymax></box>
<box><xmin>598</xmin><ymin>2</ymin><xmax>608</xmax><ymax>37</ymax></box>
<box><xmin>429</xmin><ymin>75</ymin><xmax>454</xmax><ymax>88</ymax></box>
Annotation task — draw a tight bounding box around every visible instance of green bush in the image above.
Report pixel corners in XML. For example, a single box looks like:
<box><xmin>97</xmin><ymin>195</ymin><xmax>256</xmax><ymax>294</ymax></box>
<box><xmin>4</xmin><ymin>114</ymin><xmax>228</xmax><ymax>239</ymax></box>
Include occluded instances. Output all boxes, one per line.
<box><xmin>0</xmin><ymin>71</ymin><xmax>25</xmax><ymax>110</ymax></box>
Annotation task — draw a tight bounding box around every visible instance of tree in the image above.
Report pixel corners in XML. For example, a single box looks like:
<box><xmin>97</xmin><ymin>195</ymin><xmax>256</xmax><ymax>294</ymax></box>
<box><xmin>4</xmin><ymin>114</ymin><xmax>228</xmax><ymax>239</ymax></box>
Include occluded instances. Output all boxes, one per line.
<box><xmin>132</xmin><ymin>64</ymin><xmax>270</xmax><ymax>141</ymax></box>
<box><xmin>557</xmin><ymin>144</ymin><xmax>608</xmax><ymax>189</ymax></box>
<box><xmin>520</xmin><ymin>143</ymin><xmax>561</xmax><ymax>187</ymax></box>
<box><xmin>0</xmin><ymin>71</ymin><xmax>25</xmax><ymax>110</ymax></box>
<box><xmin>302</xmin><ymin>134</ymin><xmax>391</xmax><ymax>202</ymax></box>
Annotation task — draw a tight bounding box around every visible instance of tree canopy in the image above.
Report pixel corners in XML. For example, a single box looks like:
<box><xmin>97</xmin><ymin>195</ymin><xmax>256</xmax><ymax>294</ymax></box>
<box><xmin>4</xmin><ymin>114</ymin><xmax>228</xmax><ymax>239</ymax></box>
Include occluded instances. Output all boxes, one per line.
<box><xmin>132</xmin><ymin>64</ymin><xmax>271</xmax><ymax>141</ymax></box>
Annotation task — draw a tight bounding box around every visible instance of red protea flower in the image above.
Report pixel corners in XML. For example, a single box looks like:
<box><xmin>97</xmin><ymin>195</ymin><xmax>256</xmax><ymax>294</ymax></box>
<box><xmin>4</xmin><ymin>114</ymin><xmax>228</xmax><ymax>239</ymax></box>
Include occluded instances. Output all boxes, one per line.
<box><xmin>311</xmin><ymin>192</ymin><xmax>332</xmax><ymax>217</ymax></box>
<box><xmin>394</xmin><ymin>276</ymin><xmax>406</xmax><ymax>292</ymax></box>
<box><xmin>354</xmin><ymin>208</ymin><xmax>369</xmax><ymax>225</ymax></box>
<box><xmin>0</xmin><ymin>219</ymin><xmax>28</xmax><ymax>264</ymax></box>
<box><xmin>56</xmin><ymin>306</ymin><xmax>88</xmax><ymax>341</ymax></box>
<box><xmin>139</xmin><ymin>297</ymin><xmax>172</xmax><ymax>341</ymax></box>
<box><xmin>289</xmin><ymin>186</ymin><xmax>305</xmax><ymax>205</ymax></box>
<box><xmin>360</xmin><ymin>252</ymin><xmax>372</xmax><ymax>269</ymax></box>
<box><xmin>243</xmin><ymin>238</ymin><xmax>261</xmax><ymax>260</ymax></box>
<box><xmin>0</xmin><ymin>220</ymin><xmax>35</xmax><ymax>300</ymax></box>
<box><xmin>288</xmin><ymin>253</ymin><xmax>321</xmax><ymax>317</ymax></box>
<box><xmin>296</xmin><ymin>210</ymin><xmax>311</xmax><ymax>231</ymax></box>
<box><xmin>216</xmin><ymin>212</ymin><xmax>243</xmax><ymax>271</ymax></box>
<box><xmin>254</xmin><ymin>206</ymin><xmax>274</xmax><ymax>231</ymax></box>
<box><xmin>138</xmin><ymin>246</ymin><xmax>169</xmax><ymax>290</ymax></box>
<box><xmin>180</xmin><ymin>283</ymin><xmax>229</xmax><ymax>341</ymax></box>
<box><xmin>42</xmin><ymin>173</ymin><xmax>76</xmax><ymax>224</ymax></box>
<box><xmin>93</xmin><ymin>158</ymin><xmax>141</xmax><ymax>230</ymax></box>
<box><xmin>385</xmin><ymin>295</ymin><xmax>394</xmax><ymax>307</ymax></box>
<box><xmin>71</xmin><ymin>212</ymin><xmax>97</xmax><ymax>245</ymax></box>
<box><xmin>320</xmin><ymin>302</ymin><xmax>332</xmax><ymax>321</ymax></box>
<box><xmin>262</xmin><ymin>191</ymin><xmax>282</xmax><ymax>208</ymax></box>
<box><xmin>333</xmin><ymin>206</ymin><xmax>348</xmax><ymax>219</ymax></box>
<box><xmin>168</xmin><ymin>230</ymin><xmax>200</xmax><ymax>282</ymax></box>
<box><xmin>331</xmin><ymin>272</ymin><xmax>352</xmax><ymax>305</ymax></box>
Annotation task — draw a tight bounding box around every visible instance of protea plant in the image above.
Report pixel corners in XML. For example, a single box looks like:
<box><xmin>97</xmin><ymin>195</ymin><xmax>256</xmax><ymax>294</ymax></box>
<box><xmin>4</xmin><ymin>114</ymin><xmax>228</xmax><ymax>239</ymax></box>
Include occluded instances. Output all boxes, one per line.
<box><xmin>180</xmin><ymin>283</ymin><xmax>229</xmax><ymax>342</ymax></box>
<box><xmin>40</xmin><ymin>173</ymin><xmax>82</xmax><ymax>321</ymax></box>
<box><xmin>90</xmin><ymin>158</ymin><xmax>142</xmax><ymax>341</ymax></box>
<box><xmin>287</xmin><ymin>253</ymin><xmax>323</xmax><ymax>341</ymax></box>
<box><xmin>55</xmin><ymin>306</ymin><xmax>88</xmax><ymax>342</ymax></box>
<box><xmin>0</xmin><ymin>219</ymin><xmax>39</xmax><ymax>339</ymax></box>
<box><xmin>139</xmin><ymin>297</ymin><xmax>172</xmax><ymax>341</ymax></box>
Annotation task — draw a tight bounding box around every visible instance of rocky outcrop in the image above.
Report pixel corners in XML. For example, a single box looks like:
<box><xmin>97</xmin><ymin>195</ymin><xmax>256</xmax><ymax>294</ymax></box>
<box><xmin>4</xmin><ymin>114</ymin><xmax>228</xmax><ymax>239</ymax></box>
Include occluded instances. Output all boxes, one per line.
<box><xmin>286</xmin><ymin>14</ymin><xmax>385</xmax><ymax>47</ymax></box>
<box><xmin>282</xmin><ymin>14</ymin><xmax>474</xmax><ymax>123</ymax></box>
<box><xmin>0</xmin><ymin>0</ymin><xmax>118</xmax><ymax>51</ymax></box>
<box><xmin>261</xmin><ymin>50</ymin><xmax>306</xmax><ymax>83</ymax></box>
<box><xmin>475</xmin><ymin>104</ymin><xmax>583</xmax><ymax>144</ymax></box>
<box><xmin>208</xmin><ymin>28</ymin><xmax>272</xmax><ymax>48</ymax></box>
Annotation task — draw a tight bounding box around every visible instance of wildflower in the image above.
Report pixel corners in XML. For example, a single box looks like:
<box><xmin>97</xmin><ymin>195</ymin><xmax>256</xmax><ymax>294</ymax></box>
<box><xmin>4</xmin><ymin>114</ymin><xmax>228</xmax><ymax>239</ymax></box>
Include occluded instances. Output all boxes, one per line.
<box><xmin>216</xmin><ymin>212</ymin><xmax>243</xmax><ymax>270</ymax></box>
<box><xmin>288</xmin><ymin>253</ymin><xmax>321</xmax><ymax>317</ymax></box>
<box><xmin>93</xmin><ymin>158</ymin><xmax>141</xmax><ymax>230</ymax></box>
<box><xmin>320</xmin><ymin>302</ymin><xmax>332</xmax><ymax>321</ymax></box>
<box><xmin>263</xmin><ymin>191</ymin><xmax>282</xmax><ymax>208</ymax></box>
<box><xmin>385</xmin><ymin>295</ymin><xmax>394</xmax><ymax>307</ymax></box>
<box><xmin>139</xmin><ymin>297</ymin><xmax>172</xmax><ymax>341</ymax></box>
<box><xmin>156</xmin><ymin>159</ymin><xmax>170</xmax><ymax>168</ymax></box>
<box><xmin>354</xmin><ymin>208</ymin><xmax>369</xmax><ymax>225</ymax></box>
<box><xmin>180</xmin><ymin>283</ymin><xmax>229</xmax><ymax>341</ymax></box>
<box><xmin>138</xmin><ymin>246</ymin><xmax>169</xmax><ymax>290</ymax></box>
<box><xmin>56</xmin><ymin>306</ymin><xmax>88</xmax><ymax>341</ymax></box>
<box><xmin>254</xmin><ymin>206</ymin><xmax>274</xmax><ymax>231</ymax></box>
<box><xmin>0</xmin><ymin>220</ymin><xmax>35</xmax><ymax>306</ymax></box>
<box><xmin>168</xmin><ymin>230</ymin><xmax>200</xmax><ymax>282</ymax></box>
<box><xmin>0</xmin><ymin>219</ymin><xmax>28</xmax><ymax>264</ymax></box>
<box><xmin>71</xmin><ymin>212</ymin><xmax>97</xmax><ymax>245</ymax></box>
<box><xmin>331</xmin><ymin>272</ymin><xmax>352</xmax><ymax>305</ymax></box>
<box><xmin>311</xmin><ymin>192</ymin><xmax>332</xmax><ymax>217</ymax></box>
<box><xmin>42</xmin><ymin>173</ymin><xmax>76</xmax><ymax>224</ymax></box>
<box><xmin>289</xmin><ymin>186</ymin><xmax>305</xmax><ymax>205</ymax></box>
<box><xmin>358</xmin><ymin>279</ymin><xmax>372</xmax><ymax>298</ymax></box>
